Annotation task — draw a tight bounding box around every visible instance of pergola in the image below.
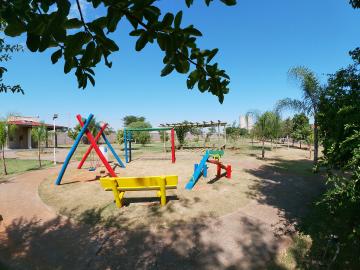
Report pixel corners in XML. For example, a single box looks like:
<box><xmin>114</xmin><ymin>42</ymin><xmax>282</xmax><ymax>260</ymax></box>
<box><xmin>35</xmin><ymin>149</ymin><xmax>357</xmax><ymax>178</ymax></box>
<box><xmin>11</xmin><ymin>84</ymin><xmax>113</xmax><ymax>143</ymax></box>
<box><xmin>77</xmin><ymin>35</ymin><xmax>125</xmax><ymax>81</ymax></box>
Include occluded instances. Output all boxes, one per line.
<box><xmin>160</xmin><ymin>120</ymin><xmax>228</xmax><ymax>147</ymax></box>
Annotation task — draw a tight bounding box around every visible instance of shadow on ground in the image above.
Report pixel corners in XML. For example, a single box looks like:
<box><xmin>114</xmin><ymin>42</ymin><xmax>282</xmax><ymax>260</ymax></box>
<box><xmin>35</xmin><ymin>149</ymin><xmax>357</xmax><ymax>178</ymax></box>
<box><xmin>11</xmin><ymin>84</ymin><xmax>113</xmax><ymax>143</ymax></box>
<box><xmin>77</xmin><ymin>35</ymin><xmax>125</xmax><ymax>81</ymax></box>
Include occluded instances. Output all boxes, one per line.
<box><xmin>245</xmin><ymin>158</ymin><xmax>325</xmax><ymax>233</ymax></box>
<box><xmin>0</xmin><ymin>206</ymin><xmax>288</xmax><ymax>270</ymax></box>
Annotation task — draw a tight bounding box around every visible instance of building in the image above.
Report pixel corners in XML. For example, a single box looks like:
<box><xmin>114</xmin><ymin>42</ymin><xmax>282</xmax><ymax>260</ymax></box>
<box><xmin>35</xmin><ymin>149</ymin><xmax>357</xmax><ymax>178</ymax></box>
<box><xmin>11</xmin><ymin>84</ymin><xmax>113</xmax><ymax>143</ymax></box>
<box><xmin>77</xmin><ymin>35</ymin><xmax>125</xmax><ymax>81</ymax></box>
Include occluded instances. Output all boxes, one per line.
<box><xmin>6</xmin><ymin>116</ymin><xmax>66</xmax><ymax>149</ymax></box>
<box><xmin>239</xmin><ymin>115</ymin><xmax>254</xmax><ymax>130</ymax></box>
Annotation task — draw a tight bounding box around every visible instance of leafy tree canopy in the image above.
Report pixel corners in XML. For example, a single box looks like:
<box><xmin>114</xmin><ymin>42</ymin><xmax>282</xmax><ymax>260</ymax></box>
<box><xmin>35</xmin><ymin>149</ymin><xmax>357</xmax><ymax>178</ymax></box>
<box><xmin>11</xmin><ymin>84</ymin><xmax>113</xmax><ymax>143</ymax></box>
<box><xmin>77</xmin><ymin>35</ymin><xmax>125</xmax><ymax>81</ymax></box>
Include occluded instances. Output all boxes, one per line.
<box><xmin>291</xmin><ymin>113</ymin><xmax>311</xmax><ymax>142</ymax></box>
<box><xmin>123</xmin><ymin>115</ymin><xmax>145</xmax><ymax>127</ymax></box>
<box><xmin>127</xmin><ymin>120</ymin><xmax>152</xmax><ymax>145</ymax></box>
<box><xmin>0</xmin><ymin>0</ymin><xmax>236</xmax><ymax>102</ymax></box>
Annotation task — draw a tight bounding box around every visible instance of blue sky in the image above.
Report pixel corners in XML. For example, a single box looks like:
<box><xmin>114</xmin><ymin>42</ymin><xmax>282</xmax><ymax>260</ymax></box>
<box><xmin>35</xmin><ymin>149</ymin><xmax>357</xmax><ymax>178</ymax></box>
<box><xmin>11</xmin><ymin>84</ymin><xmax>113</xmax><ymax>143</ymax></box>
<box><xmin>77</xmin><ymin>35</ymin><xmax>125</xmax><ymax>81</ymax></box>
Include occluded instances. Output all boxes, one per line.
<box><xmin>1</xmin><ymin>0</ymin><xmax>359</xmax><ymax>129</ymax></box>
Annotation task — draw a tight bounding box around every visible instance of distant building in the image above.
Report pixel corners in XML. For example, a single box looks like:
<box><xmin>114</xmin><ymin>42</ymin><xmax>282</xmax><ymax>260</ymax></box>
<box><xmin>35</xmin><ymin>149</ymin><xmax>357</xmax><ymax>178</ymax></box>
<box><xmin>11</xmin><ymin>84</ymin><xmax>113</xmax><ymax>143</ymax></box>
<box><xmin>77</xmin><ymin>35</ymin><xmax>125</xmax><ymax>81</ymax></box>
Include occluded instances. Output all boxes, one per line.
<box><xmin>239</xmin><ymin>115</ymin><xmax>254</xmax><ymax>130</ymax></box>
<box><xmin>5</xmin><ymin>116</ymin><xmax>66</xmax><ymax>149</ymax></box>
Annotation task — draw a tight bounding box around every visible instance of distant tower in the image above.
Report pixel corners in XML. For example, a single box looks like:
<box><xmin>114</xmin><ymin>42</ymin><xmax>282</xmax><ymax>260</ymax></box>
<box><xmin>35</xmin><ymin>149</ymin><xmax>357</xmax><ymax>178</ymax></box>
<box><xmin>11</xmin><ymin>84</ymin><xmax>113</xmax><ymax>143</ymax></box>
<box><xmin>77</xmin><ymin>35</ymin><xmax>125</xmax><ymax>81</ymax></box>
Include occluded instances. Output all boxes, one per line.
<box><xmin>239</xmin><ymin>115</ymin><xmax>247</xmax><ymax>129</ymax></box>
<box><xmin>239</xmin><ymin>115</ymin><xmax>254</xmax><ymax>130</ymax></box>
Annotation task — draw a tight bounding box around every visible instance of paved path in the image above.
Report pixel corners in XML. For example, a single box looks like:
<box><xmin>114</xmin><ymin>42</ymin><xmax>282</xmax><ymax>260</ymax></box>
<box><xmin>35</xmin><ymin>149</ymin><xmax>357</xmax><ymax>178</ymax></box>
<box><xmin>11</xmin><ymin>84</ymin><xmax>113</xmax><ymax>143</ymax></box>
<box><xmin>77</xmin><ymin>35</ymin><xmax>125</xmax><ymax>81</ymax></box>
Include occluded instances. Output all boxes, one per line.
<box><xmin>0</xmin><ymin>166</ymin><xmax>291</xmax><ymax>270</ymax></box>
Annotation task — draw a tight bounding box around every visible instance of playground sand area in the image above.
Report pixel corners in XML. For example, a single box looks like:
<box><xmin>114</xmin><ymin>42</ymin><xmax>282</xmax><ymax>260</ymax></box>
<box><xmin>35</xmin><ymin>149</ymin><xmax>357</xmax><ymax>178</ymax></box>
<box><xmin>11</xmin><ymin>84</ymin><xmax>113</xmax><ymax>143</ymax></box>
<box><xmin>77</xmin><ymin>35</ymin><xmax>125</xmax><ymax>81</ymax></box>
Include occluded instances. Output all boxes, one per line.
<box><xmin>39</xmin><ymin>146</ymin><xmax>320</xmax><ymax>230</ymax></box>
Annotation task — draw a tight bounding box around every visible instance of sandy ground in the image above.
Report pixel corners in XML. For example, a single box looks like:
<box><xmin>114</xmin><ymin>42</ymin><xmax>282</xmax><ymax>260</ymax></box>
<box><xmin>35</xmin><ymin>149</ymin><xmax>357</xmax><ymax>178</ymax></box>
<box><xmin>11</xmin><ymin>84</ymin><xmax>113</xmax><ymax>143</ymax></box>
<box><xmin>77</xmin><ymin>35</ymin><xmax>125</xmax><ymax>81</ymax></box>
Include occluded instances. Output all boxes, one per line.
<box><xmin>0</xmin><ymin>145</ymin><xmax>324</xmax><ymax>269</ymax></box>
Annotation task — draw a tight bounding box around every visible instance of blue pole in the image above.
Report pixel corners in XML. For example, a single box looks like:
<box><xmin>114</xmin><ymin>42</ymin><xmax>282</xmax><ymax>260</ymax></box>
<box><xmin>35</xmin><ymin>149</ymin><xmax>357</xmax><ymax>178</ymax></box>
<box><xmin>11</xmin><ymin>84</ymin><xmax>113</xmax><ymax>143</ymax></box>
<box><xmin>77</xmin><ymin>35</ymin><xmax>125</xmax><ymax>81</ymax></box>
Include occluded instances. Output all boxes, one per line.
<box><xmin>102</xmin><ymin>133</ymin><xmax>125</xmax><ymax>168</ymax></box>
<box><xmin>55</xmin><ymin>114</ymin><xmax>94</xmax><ymax>185</ymax></box>
<box><xmin>124</xmin><ymin>129</ymin><xmax>128</xmax><ymax>163</ymax></box>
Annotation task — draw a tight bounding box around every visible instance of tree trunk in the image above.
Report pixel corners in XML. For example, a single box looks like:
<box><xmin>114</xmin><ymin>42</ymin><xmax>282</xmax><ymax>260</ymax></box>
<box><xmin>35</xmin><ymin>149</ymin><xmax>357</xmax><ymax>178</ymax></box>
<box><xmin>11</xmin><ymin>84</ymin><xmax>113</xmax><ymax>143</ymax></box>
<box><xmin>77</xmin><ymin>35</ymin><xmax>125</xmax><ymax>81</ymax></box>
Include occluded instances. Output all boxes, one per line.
<box><xmin>262</xmin><ymin>140</ymin><xmax>265</xmax><ymax>159</ymax></box>
<box><xmin>287</xmin><ymin>135</ymin><xmax>290</xmax><ymax>149</ymax></box>
<box><xmin>299</xmin><ymin>140</ymin><xmax>302</xmax><ymax>149</ymax></box>
<box><xmin>2</xmin><ymin>146</ymin><xmax>7</xmax><ymax>175</ymax></box>
<box><xmin>313</xmin><ymin>116</ymin><xmax>319</xmax><ymax>164</ymax></box>
<box><xmin>38</xmin><ymin>142</ymin><xmax>42</xmax><ymax>167</ymax></box>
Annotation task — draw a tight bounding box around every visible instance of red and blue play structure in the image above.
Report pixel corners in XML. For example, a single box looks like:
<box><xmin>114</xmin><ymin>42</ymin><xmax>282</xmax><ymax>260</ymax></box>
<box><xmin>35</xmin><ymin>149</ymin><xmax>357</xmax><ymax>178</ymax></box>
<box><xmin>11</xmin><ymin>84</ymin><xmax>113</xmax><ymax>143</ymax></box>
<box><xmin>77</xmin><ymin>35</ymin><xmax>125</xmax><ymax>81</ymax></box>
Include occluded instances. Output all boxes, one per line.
<box><xmin>185</xmin><ymin>150</ymin><xmax>231</xmax><ymax>190</ymax></box>
<box><xmin>55</xmin><ymin>114</ymin><xmax>124</xmax><ymax>185</ymax></box>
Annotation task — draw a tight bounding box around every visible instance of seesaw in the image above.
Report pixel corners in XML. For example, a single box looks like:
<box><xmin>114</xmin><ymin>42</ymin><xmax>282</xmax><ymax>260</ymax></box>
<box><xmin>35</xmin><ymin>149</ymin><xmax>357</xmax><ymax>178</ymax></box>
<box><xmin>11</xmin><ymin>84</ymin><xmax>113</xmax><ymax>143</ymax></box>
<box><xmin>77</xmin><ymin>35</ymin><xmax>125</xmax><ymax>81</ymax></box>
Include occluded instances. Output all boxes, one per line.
<box><xmin>185</xmin><ymin>150</ymin><xmax>232</xmax><ymax>190</ymax></box>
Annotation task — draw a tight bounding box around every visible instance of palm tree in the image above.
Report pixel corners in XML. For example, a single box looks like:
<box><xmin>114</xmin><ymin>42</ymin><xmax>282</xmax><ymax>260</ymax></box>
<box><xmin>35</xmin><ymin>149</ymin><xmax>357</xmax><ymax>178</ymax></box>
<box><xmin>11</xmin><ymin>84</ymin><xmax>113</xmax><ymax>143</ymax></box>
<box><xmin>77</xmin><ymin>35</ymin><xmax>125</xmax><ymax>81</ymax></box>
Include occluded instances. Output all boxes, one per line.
<box><xmin>276</xmin><ymin>66</ymin><xmax>323</xmax><ymax>164</ymax></box>
<box><xmin>31</xmin><ymin>124</ymin><xmax>47</xmax><ymax>167</ymax></box>
<box><xmin>0</xmin><ymin>120</ymin><xmax>16</xmax><ymax>175</ymax></box>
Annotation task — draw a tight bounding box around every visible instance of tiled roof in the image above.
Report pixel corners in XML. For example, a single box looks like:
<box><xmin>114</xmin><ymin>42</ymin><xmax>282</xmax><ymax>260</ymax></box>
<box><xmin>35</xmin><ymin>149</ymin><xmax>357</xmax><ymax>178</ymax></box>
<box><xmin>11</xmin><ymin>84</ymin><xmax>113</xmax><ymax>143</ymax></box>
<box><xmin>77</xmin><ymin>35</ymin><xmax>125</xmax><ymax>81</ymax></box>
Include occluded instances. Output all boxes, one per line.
<box><xmin>7</xmin><ymin>120</ymin><xmax>65</xmax><ymax>129</ymax></box>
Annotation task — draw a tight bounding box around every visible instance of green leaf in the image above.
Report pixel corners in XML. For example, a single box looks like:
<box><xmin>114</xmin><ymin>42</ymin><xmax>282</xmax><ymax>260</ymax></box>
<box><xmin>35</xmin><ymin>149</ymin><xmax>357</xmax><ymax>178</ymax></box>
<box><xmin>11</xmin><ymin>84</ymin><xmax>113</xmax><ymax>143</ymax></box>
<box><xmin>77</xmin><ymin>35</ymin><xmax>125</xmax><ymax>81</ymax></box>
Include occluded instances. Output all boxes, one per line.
<box><xmin>64</xmin><ymin>18</ymin><xmax>83</xmax><ymax>29</ymax></box>
<box><xmin>198</xmin><ymin>78</ymin><xmax>209</xmax><ymax>91</ymax></box>
<box><xmin>183</xmin><ymin>26</ymin><xmax>202</xmax><ymax>36</ymax></box>
<box><xmin>26</xmin><ymin>33</ymin><xmax>40</xmax><ymax>52</ymax></box>
<box><xmin>162</xmin><ymin>13</ymin><xmax>174</xmax><ymax>27</ymax></box>
<box><xmin>130</xmin><ymin>29</ymin><xmax>144</xmax><ymax>36</ymax></box>
<box><xmin>64</xmin><ymin>59</ymin><xmax>73</xmax><ymax>74</ymax></box>
<box><xmin>174</xmin><ymin>11</ymin><xmax>183</xmax><ymax>29</ymax></box>
<box><xmin>185</xmin><ymin>0</ymin><xmax>194</xmax><ymax>7</ymax></box>
<box><xmin>87</xmin><ymin>73</ymin><xmax>95</xmax><ymax>86</ymax></box>
<box><xmin>157</xmin><ymin>33</ymin><xmax>168</xmax><ymax>51</ymax></box>
<box><xmin>161</xmin><ymin>64</ymin><xmax>174</xmax><ymax>76</ymax></box>
<box><xmin>51</xmin><ymin>49</ymin><xmax>63</xmax><ymax>64</ymax></box>
<box><xmin>4</xmin><ymin>22</ymin><xmax>26</xmax><ymax>37</ymax></box>
<box><xmin>135</xmin><ymin>33</ymin><xmax>148</xmax><ymax>51</ymax></box>
<box><xmin>103</xmin><ymin>38</ymin><xmax>119</xmax><ymax>52</ymax></box>
<box><xmin>81</xmin><ymin>42</ymin><xmax>96</xmax><ymax>66</ymax></box>
<box><xmin>220</xmin><ymin>0</ymin><xmax>237</xmax><ymax>6</ymax></box>
<box><xmin>207</xmin><ymin>48</ymin><xmax>218</xmax><ymax>63</ymax></box>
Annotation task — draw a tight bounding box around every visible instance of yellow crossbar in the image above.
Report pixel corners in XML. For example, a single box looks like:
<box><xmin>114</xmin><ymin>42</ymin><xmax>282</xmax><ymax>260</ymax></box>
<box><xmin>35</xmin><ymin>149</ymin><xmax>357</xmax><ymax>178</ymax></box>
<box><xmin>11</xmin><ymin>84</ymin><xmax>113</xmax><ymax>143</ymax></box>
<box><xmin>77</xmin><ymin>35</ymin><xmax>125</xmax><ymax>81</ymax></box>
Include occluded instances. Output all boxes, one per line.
<box><xmin>100</xmin><ymin>175</ymin><xmax>178</xmax><ymax>208</ymax></box>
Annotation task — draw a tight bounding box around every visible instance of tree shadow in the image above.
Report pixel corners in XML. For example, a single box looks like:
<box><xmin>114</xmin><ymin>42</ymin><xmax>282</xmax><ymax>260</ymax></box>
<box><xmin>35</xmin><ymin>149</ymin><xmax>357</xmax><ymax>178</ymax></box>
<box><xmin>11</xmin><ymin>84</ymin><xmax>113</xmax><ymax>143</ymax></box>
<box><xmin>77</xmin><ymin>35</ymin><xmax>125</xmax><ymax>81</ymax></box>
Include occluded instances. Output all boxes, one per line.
<box><xmin>0</xmin><ymin>207</ymin><xmax>288</xmax><ymax>270</ymax></box>
<box><xmin>245</xmin><ymin>158</ymin><xmax>325</xmax><ymax>230</ymax></box>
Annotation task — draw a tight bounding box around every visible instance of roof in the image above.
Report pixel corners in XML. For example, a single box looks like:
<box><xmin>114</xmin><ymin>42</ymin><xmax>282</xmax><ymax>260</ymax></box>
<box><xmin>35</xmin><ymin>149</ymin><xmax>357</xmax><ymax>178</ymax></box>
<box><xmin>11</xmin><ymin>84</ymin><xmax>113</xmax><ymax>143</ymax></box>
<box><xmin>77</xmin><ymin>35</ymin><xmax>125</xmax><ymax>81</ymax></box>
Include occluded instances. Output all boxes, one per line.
<box><xmin>7</xmin><ymin>120</ymin><xmax>65</xmax><ymax>129</ymax></box>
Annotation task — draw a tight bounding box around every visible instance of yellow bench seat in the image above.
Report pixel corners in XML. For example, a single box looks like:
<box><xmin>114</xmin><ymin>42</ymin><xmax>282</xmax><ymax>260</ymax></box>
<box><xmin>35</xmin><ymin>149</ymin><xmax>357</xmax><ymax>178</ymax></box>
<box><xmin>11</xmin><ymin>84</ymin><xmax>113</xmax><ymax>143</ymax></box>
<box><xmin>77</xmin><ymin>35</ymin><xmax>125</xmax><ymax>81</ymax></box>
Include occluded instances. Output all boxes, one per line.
<box><xmin>100</xmin><ymin>175</ymin><xmax>178</xmax><ymax>208</ymax></box>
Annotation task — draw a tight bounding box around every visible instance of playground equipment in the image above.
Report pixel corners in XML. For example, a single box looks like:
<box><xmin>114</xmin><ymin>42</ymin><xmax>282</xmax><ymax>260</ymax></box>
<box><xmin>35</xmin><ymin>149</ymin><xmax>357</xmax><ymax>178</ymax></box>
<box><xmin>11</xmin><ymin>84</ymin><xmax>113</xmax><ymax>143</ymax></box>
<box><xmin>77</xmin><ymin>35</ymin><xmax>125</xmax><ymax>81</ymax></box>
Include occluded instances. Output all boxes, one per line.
<box><xmin>123</xmin><ymin>127</ymin><xmax>175</xmax><ymax>163</ymax></box>
<box><xmin>185</xmin><ymin>150</ymin><xmax>231</xmax><ymax>190</ymax></box>
<box><xmin>100</xmin><ymin>175</ymin><xmax>178</xmax><ymax>207</ymax></box>
<box><xmin>55</xmin><ymin>114</ymin><xmax>125</xmax><ymax>185</ymax></box>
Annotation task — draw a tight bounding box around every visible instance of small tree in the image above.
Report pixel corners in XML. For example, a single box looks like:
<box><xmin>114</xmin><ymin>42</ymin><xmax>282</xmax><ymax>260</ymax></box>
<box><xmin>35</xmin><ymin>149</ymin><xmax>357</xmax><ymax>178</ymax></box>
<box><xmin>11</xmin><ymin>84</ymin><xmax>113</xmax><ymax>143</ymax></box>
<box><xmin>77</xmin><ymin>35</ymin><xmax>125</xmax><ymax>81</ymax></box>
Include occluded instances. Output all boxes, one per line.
<box><xmin>291</xmin><ymin>113</ymin><xmax>311</xmax><ymax>149</ymax></box>
<box><xmin>174</xmin><ymin>121</ymin><xmax>192</xmax><ymax>149</ymax></box>
<box><xmin>127</xmin><ymin>121</ymin><xmax>152</xmax><ymax>145</ymax></box>
<box><xmin>254</xmin><ymin>111</ymin><xmax>278</xmax><ymax>159</ymax></box>
<box><xmin>116</xmin><ymin>129</ymin><xmax>124</xmax><ymax>145</ymax></box>
<box><xmin>31</xmin><ymin>124</ymin><xmax>47</xmax><ymax>167</ymax></box>
<box><xmin>67</xmin><ymin>128</ymin><xmax>78</xmax><ymax>141</ymax></box>
<box><xmin>281</xmin><ymin>117</ymin><xmax>293</xmax><ymax>148</ymax></box>
<box><xmin>0</xmin><ymin>120</ymin><xmax>16</xmax><ymax>175</ymax></box>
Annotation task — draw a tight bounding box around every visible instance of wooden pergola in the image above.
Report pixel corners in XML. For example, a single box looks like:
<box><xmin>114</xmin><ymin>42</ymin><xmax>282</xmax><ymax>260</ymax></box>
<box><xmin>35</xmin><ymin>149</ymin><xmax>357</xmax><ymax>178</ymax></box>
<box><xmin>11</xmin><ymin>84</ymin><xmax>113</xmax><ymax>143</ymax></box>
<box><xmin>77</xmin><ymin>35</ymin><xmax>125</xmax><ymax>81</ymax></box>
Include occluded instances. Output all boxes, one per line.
<box><xmin>160</xmin><ymin>120</ymin><xmax>228</xmax><ymax>147</ymax></box>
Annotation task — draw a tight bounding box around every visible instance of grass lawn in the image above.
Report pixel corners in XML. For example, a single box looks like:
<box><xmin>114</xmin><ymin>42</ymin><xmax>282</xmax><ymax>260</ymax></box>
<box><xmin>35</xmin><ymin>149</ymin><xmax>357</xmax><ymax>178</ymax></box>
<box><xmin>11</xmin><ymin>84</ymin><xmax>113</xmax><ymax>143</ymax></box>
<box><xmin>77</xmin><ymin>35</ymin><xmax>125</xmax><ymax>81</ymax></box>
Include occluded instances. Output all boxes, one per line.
<box><xmin>0</xmin><ymin>159</ymin><xmax>53</xmax><ymax>179</ymax></box>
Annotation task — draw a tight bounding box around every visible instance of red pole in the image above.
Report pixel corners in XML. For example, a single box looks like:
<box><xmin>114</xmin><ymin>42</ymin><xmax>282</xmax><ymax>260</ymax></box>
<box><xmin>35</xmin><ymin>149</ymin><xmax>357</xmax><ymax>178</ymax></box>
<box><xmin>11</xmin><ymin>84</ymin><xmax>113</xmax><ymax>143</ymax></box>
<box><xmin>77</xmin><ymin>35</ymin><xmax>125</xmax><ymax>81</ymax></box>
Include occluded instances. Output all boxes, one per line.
<box><xmin>226</xmin><ymin>165</ymin><xmax>232</xmax><ymax>178</ymax></box>
<box><xmin>76</xmin><ymin>115</ymin><xmax>117</xmax><ymax>177</ymax></box>
<box><xmin>77</xmin><ymin>123</ymin><xmax>108</xmax><ymax>169</ymax></box>
<box><xmin>171</xmin><ymin>128</ymin><xmax>176</xmax><ymax>163</ymax></box>
<box><xmin>217</xmin><ymin>163</ymin><xmax>221</xmax><ymax>177</ymax></box>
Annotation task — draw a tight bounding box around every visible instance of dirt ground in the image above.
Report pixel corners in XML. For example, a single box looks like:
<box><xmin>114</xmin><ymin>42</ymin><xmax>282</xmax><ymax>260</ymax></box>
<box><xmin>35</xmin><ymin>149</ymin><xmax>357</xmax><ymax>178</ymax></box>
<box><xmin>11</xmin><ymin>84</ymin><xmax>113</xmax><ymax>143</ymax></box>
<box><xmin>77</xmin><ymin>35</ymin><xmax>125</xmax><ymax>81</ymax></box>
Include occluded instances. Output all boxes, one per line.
<box><xmin>0</xmin><ymin>144</ymin><xmax>325</xmax><ymax>269</ymax></box>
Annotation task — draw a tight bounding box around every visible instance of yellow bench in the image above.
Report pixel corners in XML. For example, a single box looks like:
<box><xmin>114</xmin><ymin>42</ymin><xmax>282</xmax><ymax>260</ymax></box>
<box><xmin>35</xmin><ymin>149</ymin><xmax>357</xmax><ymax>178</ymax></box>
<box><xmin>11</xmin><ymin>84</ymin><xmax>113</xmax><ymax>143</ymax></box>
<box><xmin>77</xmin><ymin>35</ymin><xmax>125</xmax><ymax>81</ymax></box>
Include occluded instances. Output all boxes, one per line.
<box><xmin>100</xmin><ymin>175</ymin><xmax>178</xmax><ymax>208</ymax></box>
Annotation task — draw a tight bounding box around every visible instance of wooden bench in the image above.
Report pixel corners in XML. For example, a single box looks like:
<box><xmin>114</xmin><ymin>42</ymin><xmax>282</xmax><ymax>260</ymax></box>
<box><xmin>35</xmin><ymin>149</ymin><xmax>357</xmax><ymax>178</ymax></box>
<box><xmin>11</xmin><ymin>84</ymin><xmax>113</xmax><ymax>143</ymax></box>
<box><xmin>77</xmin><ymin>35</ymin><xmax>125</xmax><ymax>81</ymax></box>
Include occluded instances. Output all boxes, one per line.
<box><xmin>100</xmin><ymin>175</ymin><xmax>178</xmax><ymax>208</ymax></box>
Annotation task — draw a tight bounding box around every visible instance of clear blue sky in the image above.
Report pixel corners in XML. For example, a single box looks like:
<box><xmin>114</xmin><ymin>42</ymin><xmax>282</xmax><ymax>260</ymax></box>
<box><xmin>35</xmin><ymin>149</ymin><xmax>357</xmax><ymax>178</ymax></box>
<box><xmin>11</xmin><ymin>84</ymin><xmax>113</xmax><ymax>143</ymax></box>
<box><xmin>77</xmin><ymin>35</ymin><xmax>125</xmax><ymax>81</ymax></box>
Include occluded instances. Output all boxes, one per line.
<box><xmin>1</xmin><ymin>0</ymin><xmax>359</xmax><ymax>129</ymax></box>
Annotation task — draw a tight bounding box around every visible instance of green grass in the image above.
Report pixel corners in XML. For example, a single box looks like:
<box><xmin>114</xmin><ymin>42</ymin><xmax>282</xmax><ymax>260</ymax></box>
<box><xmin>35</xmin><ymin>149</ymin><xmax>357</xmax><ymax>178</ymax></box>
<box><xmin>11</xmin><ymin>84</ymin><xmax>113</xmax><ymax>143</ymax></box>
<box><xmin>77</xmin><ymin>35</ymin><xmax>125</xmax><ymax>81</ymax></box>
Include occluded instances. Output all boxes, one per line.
<box><xmin>0</xmin><ymin>159</ymin><xmax>53</xmax><ymax>178</ymax></box>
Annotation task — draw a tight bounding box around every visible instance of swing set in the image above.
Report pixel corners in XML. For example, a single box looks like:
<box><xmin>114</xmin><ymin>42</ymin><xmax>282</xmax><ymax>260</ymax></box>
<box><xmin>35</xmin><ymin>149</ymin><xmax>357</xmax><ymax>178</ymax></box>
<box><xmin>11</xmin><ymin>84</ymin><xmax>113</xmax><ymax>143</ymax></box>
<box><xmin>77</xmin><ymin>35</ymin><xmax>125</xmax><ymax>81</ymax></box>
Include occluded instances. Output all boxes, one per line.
<box><xmin>55</xmin><ymin>114</ymin><xmax>125</xmax><ymax>185</ymax></box>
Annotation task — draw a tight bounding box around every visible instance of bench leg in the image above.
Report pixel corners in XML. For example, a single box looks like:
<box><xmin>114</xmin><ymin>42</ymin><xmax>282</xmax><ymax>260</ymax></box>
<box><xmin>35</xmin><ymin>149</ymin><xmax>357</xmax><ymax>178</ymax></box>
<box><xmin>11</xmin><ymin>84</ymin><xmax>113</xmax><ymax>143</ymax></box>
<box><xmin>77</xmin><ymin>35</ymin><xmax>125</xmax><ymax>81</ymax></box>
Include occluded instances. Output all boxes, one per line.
<box><xmin>159</xmin><ymin>178</ymin><xmax>166</xmax><ymax>206</ymax></box>
<box><xmin>112</xmin><ymin>188</ymin><xmax>125</xmax><ymax>208</ymax></box>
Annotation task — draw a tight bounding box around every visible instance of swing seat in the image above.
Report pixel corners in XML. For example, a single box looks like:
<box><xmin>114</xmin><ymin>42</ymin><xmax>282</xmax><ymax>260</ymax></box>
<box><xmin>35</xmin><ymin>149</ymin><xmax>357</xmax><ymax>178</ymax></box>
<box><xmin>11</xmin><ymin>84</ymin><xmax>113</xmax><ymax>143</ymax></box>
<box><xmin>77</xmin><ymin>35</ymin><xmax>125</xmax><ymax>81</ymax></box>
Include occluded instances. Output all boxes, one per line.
<box><xmin>88</xmin><ymin>167</ymin><xmax>96</xmax><ymax>171</ymax></box>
